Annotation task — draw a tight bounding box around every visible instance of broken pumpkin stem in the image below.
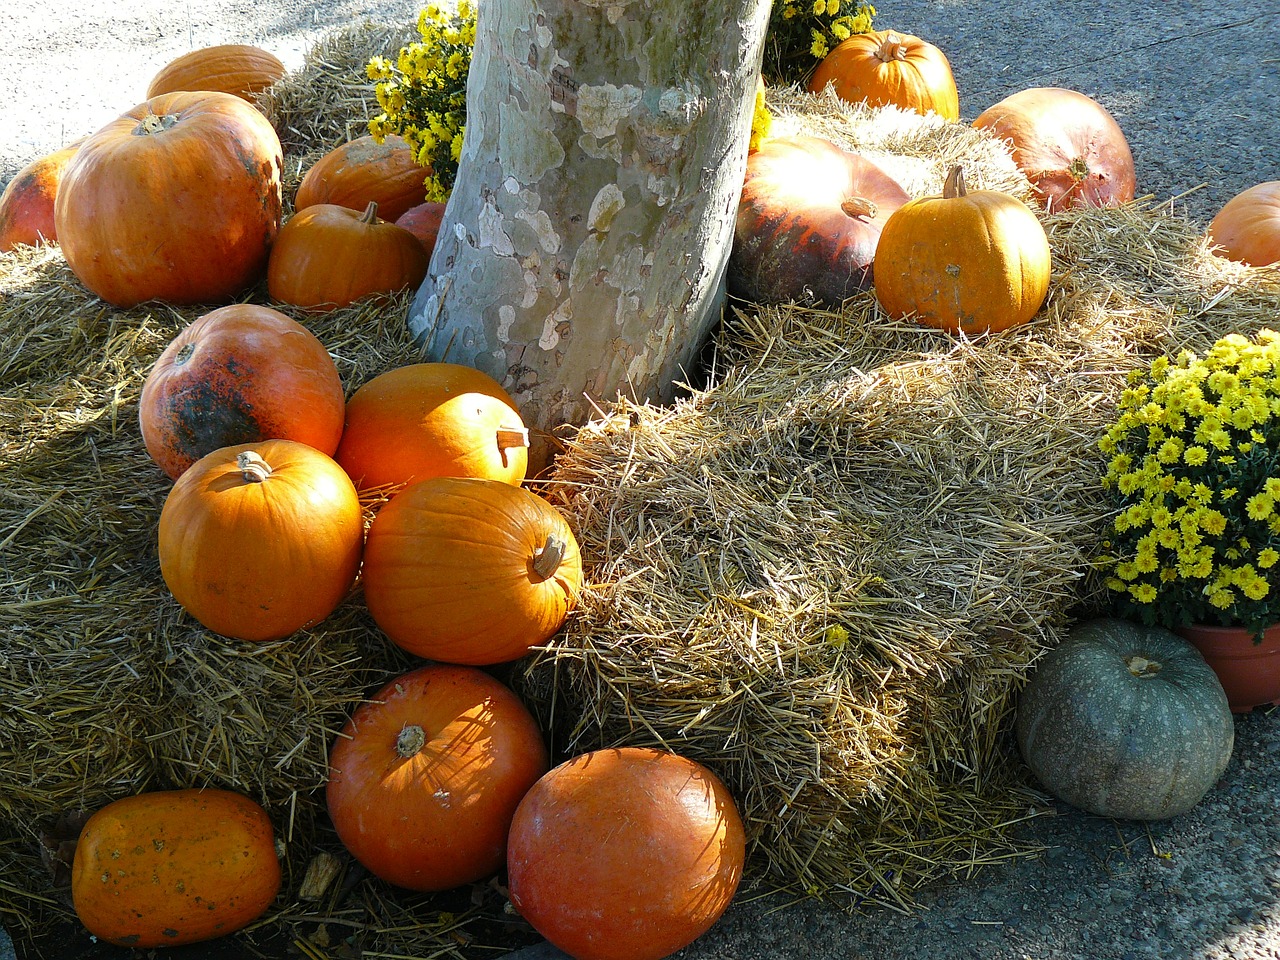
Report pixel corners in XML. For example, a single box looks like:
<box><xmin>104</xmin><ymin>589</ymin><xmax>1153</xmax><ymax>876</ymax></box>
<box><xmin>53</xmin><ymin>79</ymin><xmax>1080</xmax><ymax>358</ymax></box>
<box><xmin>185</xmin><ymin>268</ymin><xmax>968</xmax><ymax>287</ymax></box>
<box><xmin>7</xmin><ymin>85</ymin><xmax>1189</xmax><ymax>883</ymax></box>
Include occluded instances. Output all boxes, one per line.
<box><xmin>396</xmin><ymin>724</ymin><xmax>427</xmax><ymax>758</ymax></box>
<box><xmin>943</xmin><ymin>164</ymin><xmax>967</xmax><ymax>199</ymax></box>
<box><xmin>236</xmin><ymin>450</ymin><xmax>273</xmax><ymax>484</ymax></box>
<box><xmin>841</xmin><ymin>196</ymin><xmax>879</xmax><ymax>221</ymax></box>
<box><xmin>876</xmin><ymin>32</ymin><xmax>910</xmax><ymax>62</ymax></box>
<box><xmin>360</xmin><ymin>200</ymin><xmax>381</xmax><ymax>224</ymax></box>
<box><xmin>496</xmin><ymin>425</ymin><xmax>530</xmax><ymax>451</ymax></box>
<box><xmin>1068</xmin><ymin>156</ymin><xmax>1090</xmax><ymax>183</ymax></box>
<box><xmin>1125</xmin><ymin>655</ymin><xmax>1162</xmax><ymax>677</ymax></box>
<box><xmin>134</xmin><ymin>111</ymin><xmax>180</xmax><ymax>137</ymax></box>
<box><xmin>532</xmin><ymin>535</ymin><xmax>567</xmax><ymax>580</ymax></box>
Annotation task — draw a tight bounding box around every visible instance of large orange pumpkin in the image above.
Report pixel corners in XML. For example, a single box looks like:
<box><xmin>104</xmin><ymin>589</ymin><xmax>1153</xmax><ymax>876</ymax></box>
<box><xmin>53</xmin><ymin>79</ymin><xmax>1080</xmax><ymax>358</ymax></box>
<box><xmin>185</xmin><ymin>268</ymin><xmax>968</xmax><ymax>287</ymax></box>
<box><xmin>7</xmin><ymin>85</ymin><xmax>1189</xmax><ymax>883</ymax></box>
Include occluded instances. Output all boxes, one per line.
<box><xmin>140</xmin><ymin>304</ymin><xmax>346</xmax><ymax>480</ymax></box>
<box><xmin>807</xmin><ymin>30</ymin><xmax>960</xmax><ymax>121</ymax></box>
<box><xmin>294</xmin><ymin>134</ymin><xmax>428</xmax><ymax>223</ymax></box>
<box><xmin>326</xmin><ymin>664</ymin><xmax>548</xmax><ymax>892</ymax></box>
<box><xmin>874</xmin><ymin>165</ymin><xmax>1052</xmax><ymax>335</ymax></box>
<box><xmin>334</xmin><ymin>362</ymin><xmax>529</xmax><ymax>493</ymax></box>
<box><xmin>972</xmin><ymin>86</ymin><xmax>1136</xmax><ymax>212</ymax></box>
<box><xmin>54</xmin><ymin>91</ymin><xmax>283</xmax><ymax>308</ymax></box>
<box><xmin>158</xmin><ymin>439</ymin><xmax>363</xmax><ymax>642</ymax></box>
<box><xmin>267</xmin><ymin>200</ymin><xmax>429</xmax><ymax>311</ymax></box>
<box><xmin>0</xmin><ymin>139</ymin><xmax>81</xmax><ymax>252</ymax></box>
<box><xmin>146</xmin><ymin>44</ymin><xmax>286</xmax><ymax>101</ymax></box>
<box><xmin>71</xmin><ymin>788</ymin><xmax>280</xmax><ymax>948</ymax></box>
<box><xmin>507</xmin><ymin>747</ymin><xmax>746</xmax><ymax>960</ymax></box>
<box><xmin>360</xmin><ymin>476</ymin><xmax>582</xmax><ymax>665</ymax></box>
<box><xmin>1206</xmin><ymin>181</ymin><xmax>1280</xmax><ymax>267</ymax></box>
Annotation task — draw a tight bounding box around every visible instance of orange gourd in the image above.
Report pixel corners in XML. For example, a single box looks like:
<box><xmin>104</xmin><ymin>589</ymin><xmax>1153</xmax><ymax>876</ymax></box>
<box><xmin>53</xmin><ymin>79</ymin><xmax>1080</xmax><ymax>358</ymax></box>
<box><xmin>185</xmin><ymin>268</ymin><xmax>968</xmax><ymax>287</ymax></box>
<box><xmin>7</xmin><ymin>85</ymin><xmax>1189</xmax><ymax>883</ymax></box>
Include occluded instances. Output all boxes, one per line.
<box><xmin>395</xmin><ymin>201</ymin><xmax>447</xmax><ymax>257</ymax></box>
<box><xmin>140</xmin><ymin>304</ymin><xmax>346</xmax><ymax>479</ymax></box>
<box><xmin>360</xmin><ymin>476</ymin><xmax>582</xmax><ymax>665</ymax></box>
<box><xmin>54</xmin><ymin>91</ymin><xmax>283</xmax><ymax>308</ymax></box>
<box><xmin>146</xmin><ymin>44</ymin><xmax>286</xmax><ymax>101</ymax></box>
<box><xmin>507</xmin><ymin>747</ymin><xmax>746</xmax><ymax>960</ymax></box>
<box><xmin>1206</xmin><ymin>181</ymin><xmax>1280</xmax><ymax>267</ymax></box>
<box><xmin>0</xmin><ymin>140</ymin><xmax>81</xmax><ymax>252</ymax></box>
<box><xmin>267</xmin><ymin>200</ymin><xmax>429</xmax><ymax>311</ymax></box>
<box><xmin>294</xmin><ymin>134</ymin><xmax>428</xmax><ymax>223</ymax></box>
<box><xmin>158</xmin><ymin>439</ymin><xmax>363</xmax><ymax>642</ymax></box>
<box><xmin>326</xmin><ymin>664</ymin><xmax>549</xmax><ymax>892</ymax></box>
<box><xmin>874</xmin><ymin>165</ymin><xmax>1052</xmax><ymax>335</ymax></box>
<box><xmin>807</xmin><ymin>30</ymin><xmax>960</xmax><ymax>121</ymax></box>
<box><xmin>71</xmin><ymin>788</ymin><xmax>281</xmax><ymax>948</ymax></box>
<box><xmin>334</xmin><ymin>362</ymin><xmax>529</xmax><ymax>493</ymax></box>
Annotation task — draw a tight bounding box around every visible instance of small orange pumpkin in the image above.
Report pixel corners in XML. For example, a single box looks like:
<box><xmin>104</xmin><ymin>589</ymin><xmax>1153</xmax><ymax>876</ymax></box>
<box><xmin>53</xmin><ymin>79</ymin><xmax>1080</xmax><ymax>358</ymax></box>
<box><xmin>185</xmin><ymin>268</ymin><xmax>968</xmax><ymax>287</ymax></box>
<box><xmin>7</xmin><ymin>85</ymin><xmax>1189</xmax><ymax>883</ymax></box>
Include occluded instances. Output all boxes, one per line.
<box><xmin>294</xmin><ymin>134</ymin><xmax>428</xmax><ymax>223</ymax></box>
<box><xmin>326</xmin><ymin>664</ymin><xmax>549</xmax><ymax>892</ymax></box>
<box><xmin>395</xmin><ymin>201</ymin><xmax>447</xmax><ymax>257</ymax></box>
<box><xmin>0</xmin><ymin>140</ymin><xmax>82</xmax><ymax>252</ymax></box>
<box><xmin>807</xmin><ymin>30</ymin><xmax>960</xmax><ymax>121</ymax></box>
<box><xmin>267</xmin><ymin>200</ymin><xmax>430</xmax><ymax>311</ymax></box>
<box><xmin>158</xmin><ymin>439</ymin><xmax>364</xmax><ymax>642</ymax></box>
<box><xmin>146</xmin><ymin>44</ymin><xmax>286</xmax><ymax>101</ymax></box>
<box><xmin>71</xmin><ymin>788</ymin><xmax>281</xmax><ymax>948</ymax></box>
<box><xmin>361</xmin><ymin>476</ymin><xmax>583</xmax><ymax>665</ymax></box>
<box><xmin>1206</xmin><ymin>181</ymin><xmax>1280</xmax><ymax>267</ymax></box>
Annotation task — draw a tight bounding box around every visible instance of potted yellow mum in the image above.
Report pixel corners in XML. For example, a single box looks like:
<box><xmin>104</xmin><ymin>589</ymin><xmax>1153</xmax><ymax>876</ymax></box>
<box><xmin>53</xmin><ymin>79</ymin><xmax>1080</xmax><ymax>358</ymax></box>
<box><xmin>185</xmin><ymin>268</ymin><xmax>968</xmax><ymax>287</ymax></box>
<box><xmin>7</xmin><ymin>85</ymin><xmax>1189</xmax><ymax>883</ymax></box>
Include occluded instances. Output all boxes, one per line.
<box><xmin>1099</xmin><ymin>328</ymin><xmax>1280</xmax><ymax>712</ymax></box>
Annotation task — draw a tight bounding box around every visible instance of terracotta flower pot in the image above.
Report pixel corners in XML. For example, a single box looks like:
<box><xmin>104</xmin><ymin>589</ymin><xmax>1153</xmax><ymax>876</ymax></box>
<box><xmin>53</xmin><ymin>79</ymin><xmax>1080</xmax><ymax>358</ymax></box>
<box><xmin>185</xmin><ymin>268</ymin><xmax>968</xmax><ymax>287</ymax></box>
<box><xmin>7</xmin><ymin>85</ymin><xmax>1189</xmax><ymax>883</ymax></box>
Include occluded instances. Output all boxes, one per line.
<box><xmin>1174</xmin><ymin>622</ymin><xmax>1280</xmax><ymax>714</ymax></box>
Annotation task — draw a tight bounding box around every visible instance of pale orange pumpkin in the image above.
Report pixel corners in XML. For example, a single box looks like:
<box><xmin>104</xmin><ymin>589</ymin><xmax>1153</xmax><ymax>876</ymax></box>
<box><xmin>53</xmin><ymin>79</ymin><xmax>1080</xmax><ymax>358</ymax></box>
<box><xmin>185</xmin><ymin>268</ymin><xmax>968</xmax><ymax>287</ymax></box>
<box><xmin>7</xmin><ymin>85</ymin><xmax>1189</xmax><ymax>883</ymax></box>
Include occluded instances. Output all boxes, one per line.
<box><xmin>294</xmin><ymin>134</ymin><xmax>428</xmax><ymax>223</ymax></box>
<box><xmin>0</xmin><ymin>139</ymin><xmax>82</xmax><ymax>252</ymax></box>
<box><xmin>146</xmin><ymin>44</ymin><xmax>286</xmax><ymax>101</ymax></box>
<box><xmin>1206</xmin><ymin>181</ymin><xmax>1280</xmax><ymax>267</ymax></box>
<box><xmin>807</xmin><ymin>30</ymin><xmax>960</xmax><ymax>121</ymax></box>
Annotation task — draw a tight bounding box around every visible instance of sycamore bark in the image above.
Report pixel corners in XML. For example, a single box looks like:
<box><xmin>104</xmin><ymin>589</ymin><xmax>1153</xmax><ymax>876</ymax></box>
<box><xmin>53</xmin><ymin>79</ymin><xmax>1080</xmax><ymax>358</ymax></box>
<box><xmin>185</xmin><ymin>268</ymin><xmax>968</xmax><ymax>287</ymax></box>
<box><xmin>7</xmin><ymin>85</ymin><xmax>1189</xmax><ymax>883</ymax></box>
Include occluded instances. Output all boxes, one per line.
<box><xmin>407</xmin><ymin>0</ymin><xmax>771</xmax><ymax>469</ymax></box>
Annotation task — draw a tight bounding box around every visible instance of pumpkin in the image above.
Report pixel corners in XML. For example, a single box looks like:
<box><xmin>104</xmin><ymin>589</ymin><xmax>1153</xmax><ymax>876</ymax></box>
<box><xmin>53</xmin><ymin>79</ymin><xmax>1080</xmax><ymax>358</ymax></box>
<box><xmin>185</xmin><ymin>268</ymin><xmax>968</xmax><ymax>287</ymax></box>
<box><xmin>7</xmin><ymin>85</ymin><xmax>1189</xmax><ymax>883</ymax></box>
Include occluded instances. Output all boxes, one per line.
<box><xmin>0</xmin><ymin>139</ymin><xmax>81</xmax><ymax>252</ymax></box>
<box><xmin>873</xmin><ymin>165</ymin><xmax>1052</xmax><ymax>334</ymax></box>
<box><xmin>1206</xmin><ymin>180</ymin><xmax>1280</xmax><ymax>266</ymax></box>
<box><xmin>507</xmin><ymin>747</ymin><xmax>746</xmax><ymax>960</ymax></box>
<box><xmin>1016</xmin><ymin>618</ymin><xmax>1234</xmax><ymax>821</ymax></box>
<box><xmin>326</xmin><ymin>664</ymin><xmax>548</xmax><ymax>892</ymax></box>
<box><xmin>360</xmin><ymin>476</ymin><xmax>582</xmax><ymax>665</ymax></box>
<box><xmin>972</xmin><ymin>86</ymin><xmax>1136</xmax><ymax>212</ymax></box>
<box><xmin>54</xmin><ymin>91</ymin><xmax>283</xmax><ymax>308</ymax></box>
<box><xmin>158</xmin><ymin>439</ymin><xmax>363</xmax><ymax>642</ymax></box>
<box><xmin>267</xmin><ymin>200</ymin><xmax>429</xmax><ymax>312</ymax></box>
<box><xmin>139</xmin><ymin>304</ymin><xmax>346</xmax><ymax>480</ymax></box>
<box><xmin>807</xmin><ymin>29</ymin><xmax>960</xmax><ymax>121</ymax></box>
<box><xmin>727</xmin><ymin>135</ymin><xmax>910</xmax><ymax>306</ymax></box>
<box><xmin>395</xmin><ymin>201</ymin><xmax>447</xmax><ymax>257</ymax></box>
<box><xmin>294</xmin><ymin>134</ymin><xmax>428</xmax><ymax>223</ymax></box>
<box><xmin>146</xmin><ymin>44</ymin><xmax>286</xmax><ymax>101</ymax></box>
<box><xmin>71</xmin><ymin>788</ymin><xmax>280</xmax><ymax>948</ymax></box>
<box><xmin>334</xmin><ymin>362</ymin><xmax>529</xmax><ymax>493</ymax></box>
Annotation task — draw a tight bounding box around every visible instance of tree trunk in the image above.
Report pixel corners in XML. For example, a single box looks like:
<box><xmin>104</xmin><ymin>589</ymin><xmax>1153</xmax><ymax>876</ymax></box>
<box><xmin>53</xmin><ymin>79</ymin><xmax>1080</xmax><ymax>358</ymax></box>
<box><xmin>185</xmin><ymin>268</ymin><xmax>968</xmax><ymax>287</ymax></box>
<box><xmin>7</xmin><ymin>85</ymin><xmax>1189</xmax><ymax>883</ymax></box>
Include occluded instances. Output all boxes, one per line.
<box><xmin>407</xmin><ymin>0</ymin><xmax>771</xmax><ymax>471</ymax></box>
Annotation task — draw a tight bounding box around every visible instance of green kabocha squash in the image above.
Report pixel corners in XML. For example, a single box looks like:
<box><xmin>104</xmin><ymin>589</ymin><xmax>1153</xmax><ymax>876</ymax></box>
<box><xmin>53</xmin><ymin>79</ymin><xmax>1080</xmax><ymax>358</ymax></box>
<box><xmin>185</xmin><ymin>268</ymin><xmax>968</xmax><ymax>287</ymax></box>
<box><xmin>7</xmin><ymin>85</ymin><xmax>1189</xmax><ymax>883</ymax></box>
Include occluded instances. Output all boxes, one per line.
<box><xmin>1016</xmin><ymin>618</ymin><xmax>1233</xmax><ymax>821</ymax></box>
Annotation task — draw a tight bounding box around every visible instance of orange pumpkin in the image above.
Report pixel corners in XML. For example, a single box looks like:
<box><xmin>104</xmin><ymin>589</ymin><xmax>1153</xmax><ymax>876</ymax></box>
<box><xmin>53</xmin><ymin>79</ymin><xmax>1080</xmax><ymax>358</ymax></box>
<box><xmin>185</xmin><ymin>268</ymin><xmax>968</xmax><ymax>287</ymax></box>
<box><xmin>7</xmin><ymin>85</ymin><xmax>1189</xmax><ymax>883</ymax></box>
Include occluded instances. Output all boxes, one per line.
<box><xmin>395</xmin><ymin>201</ymin><xmax>447</xmax><ymax>257</ymax></box>
<box><xmin>294</xmin><ymin>134</ymin><xmax>428</xmax><ymax>223</ymax></box>
<box><xmin>360</xmin><ymin>476</ymin><xmax>582</xmax><ymax>665</ymax></box>
<box><xmin>1206</xmin><ymin>181</ymin><xmax>1280</xmax><ymax>267</ymax></box>
<box><xmin>334</xmin><ymin>362</ymin><xmax>528</xmax><ymax>493</ymax></box>
<box><xmin>158</xmin><ymin>439</ymin><xmax>363</xmax><ymax>642</ymax></box>
<box><xmin>0</xmin><ymin>139</ymin><xmax>82</xmax><ymax>252</ymax></box>
<box><xmin>874</xmin><ymin>165</ymin><xmax>1052</xmax><ymax>335</ymax></box>
<box><xmin>71</xmin><ymin>788</ymin><xmax>280</xmax><ymax>948</ymax></box>
<box><xmin>139</xmin><ymin>304</ymin><xmax>346</xmax><ymax>479</ymax></box>
<box><xmin>507</xmin><ymin>747</ymin><xmax>746</xmax><ymax>960</ymax></box>
<box><xmin>807</xmin><ymin>30</ymin><xmax>960</xmax><ymax>121</ymax></box>
<box><xmin>146</xmin><ymin>44</ymin><xmax>286</xmax><ymax>101</ymax></box>
<box><xmin>972</xmin><ymin>87</ymin><xmax>1136</xmax><ymax>212</ymax></box>
<box><xmin>54</xmin><ymin>91</ymin><xmax>283</xmax><ymax>308</ymax></box>
<box><xmin>267</xmin><ymin>200</ymin><xmax>429</xmax><ymax>311</ymax></box>
<box><xmin>326</xmin><ymin>664</ymin><xmax>549</xmax><ymax>892</ymax></box>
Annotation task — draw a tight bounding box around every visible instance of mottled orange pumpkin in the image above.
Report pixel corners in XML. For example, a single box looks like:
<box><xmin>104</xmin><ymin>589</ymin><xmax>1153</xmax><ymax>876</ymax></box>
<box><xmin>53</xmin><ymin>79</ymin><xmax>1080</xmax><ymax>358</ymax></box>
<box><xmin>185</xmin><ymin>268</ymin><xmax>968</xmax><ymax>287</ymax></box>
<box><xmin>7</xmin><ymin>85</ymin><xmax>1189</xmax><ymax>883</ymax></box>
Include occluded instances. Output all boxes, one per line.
<box><xmin>1206</xmin><ymin>181</ymin><xmax>1280</xmax><ymax>267</ymax></box>
<box><xmin>361</xmin><ymin>476</ymin><xmax>582</xmax><ymax>665</ymax></box>
<box><xmin>158</xmin><ymin>439</ymin><xmax>363</xmax><ymax>642</ymax></box>
<box><xmin>807</xmin><ymin>30</ymin><xmax>960</xmax><ymax>121</ymax></box>
<box><xmin>294</xmin><ymin>134</ymin><xmax>428</xmax><ymax>223</ymax></box>
<box><xmin>146</xmin><ymin>44</ymin><xmax>286</xmax><ymax>101</ymax></box>
<box><xmin>395</xmin><ymin>201</ymin><xmax>447</xmax><ymax>257</ymax></box>
<box><xmin>0</xmin><ymin>139</ymin><xmax>81</xmax><ymax>252</ymax></box>
<box><xmin>326</xmin><ymin>664</ymin><xmax>548</xmax><ymax>892</ymax></box>
<box><xmin>71</xmin><ymin>788</ymin><xmax>280</xmax><ymax>948</ymax></box>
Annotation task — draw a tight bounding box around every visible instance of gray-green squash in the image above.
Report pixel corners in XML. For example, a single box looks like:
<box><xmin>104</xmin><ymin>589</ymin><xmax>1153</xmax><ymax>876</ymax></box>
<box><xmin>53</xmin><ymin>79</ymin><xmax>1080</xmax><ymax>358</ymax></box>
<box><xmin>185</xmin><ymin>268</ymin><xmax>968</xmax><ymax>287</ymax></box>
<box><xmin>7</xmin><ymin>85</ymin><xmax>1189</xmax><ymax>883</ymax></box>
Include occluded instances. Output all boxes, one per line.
<box><xmin>1016</xmin><ymin>617</ymin><xmax>1234</xmax><ymax>820</ymax></box>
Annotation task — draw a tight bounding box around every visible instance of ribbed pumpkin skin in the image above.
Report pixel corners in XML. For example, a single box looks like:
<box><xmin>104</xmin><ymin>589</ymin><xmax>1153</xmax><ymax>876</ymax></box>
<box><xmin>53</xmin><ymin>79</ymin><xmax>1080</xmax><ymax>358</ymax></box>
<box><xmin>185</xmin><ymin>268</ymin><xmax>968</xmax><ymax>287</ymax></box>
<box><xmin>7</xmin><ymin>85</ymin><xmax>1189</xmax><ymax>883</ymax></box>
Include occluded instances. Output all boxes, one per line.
<box><xmin>335</xmin><ymin>362</ymin><xmax>528</xmax><ymax>492</ymax></box>
<box><xmin>361</xmin><ymin>477</ymin><xmax>582</xmax><ymax>664</ymax></box>
<box><xmin>1207</xmin><ymin>180</ymin><xmax>1280</xmax><ymax>267</ymax></box>
<box><xmin>294</xmin><ymin>134</ymin><xmax>428</xmax><ymax>223</ymax></box>
<box><xmin>326</xmin><ymin>664</ymin><xmax>549</xmax><ymax>892</ymax></box>
<box><xmin>158</xmin><ymin>439</ymin><xmax>363</xmax><ymax>642</ymax></box>
<box><xmin>507</xmin><ymin>747</ymin><xmax>746</xmax><ymax>960</ymax></box>
<box><xmin>0</xmin><ymin>140</ymin><xmax>81</xmax><ymax>251</ymax></box>
<box><xmin>54</xmin><ymin>91</ymin><xmax>283</xmax><ymax>308</ymax></box>
<box><xmin>140</xmin><ymin>304</ymin><xmax>346</xmax><ymax>479</ymax></box>
<box><xmin>146</xmin><ymin>44</ymin><xmax>286</xmax><ymax>101</ymax></box>
<box><xmin>807</xmin><ymin>30</ymin><xmax>959</xmax><ymax>121</ymax></box>
<box><xmin>1016</xmin><ymin>618</ymin><xmax>1234</xmax><ymax>821</ymax></box>
<box><xmin>71</xmin><ymin>788</ymin><xmax>281</xmax><ymax>948</ymax></box>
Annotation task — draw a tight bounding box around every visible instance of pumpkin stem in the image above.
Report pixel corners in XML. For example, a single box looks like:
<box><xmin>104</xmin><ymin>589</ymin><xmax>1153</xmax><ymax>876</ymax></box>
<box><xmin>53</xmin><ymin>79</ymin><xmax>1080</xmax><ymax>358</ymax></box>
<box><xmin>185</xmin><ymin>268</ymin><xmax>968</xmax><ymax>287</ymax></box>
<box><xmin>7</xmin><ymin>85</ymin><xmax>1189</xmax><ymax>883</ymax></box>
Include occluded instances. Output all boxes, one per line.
<box><xmin>531</xmin><ymin>534</ymin><xmax>567</xmax><ymax>581</ymax></box>
<box><xmin>841</xmin><ymin>196</ymin><xmax>879</xmax><ymax>221</ymax></box>
<box><xmin>236</xmin><ymin>450</ymin><xmax>273</xmax><ymax>483</ymax></box>
<box><xmin>360</xmin><ymin>200</ymin><xmax>380</xmax><ymax>224</ymax></box>
<box><xmin>876</xmin><ymin>32</ymin><xmax>910</xmax><ymax>63</ymax></box>
<box><xmin>395</xmin><ymin>724</ymin><xmax>427</xmax><ymax>758</ymax></box>
<box><xmin>1068</xmin><ymin>156</ymin><xmax>1090</xmax><ymax>183</ymax></box>
<box><xmin>943</xmin><ymin>165</ymin><xmax>967</xmax><ymax>199</ymax></box>
<box><xmin>1125</xmin><ymin>655</ymin><xmax>1162</xmax><ymax>677</ymax></box>
<box><xmin>496</xmin><ymin>426</ymin><xmax>530</xmax><ymax>451</ymax></box>
<box><xmin>134</xmin><ymin>112</ymin><xmax>180</xmax><ymax>137</ymax></box>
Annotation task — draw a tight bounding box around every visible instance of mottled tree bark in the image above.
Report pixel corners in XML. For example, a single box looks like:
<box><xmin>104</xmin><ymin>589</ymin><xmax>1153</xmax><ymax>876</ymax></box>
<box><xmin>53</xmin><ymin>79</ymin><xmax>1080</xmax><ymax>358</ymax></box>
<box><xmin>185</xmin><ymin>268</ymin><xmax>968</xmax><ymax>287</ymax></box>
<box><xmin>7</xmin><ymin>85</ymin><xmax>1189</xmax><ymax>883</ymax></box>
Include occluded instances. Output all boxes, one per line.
<box><xmin>407</xmin><ymin>0</ymin><xmax>771</xmax><ymax>470</ymax></box>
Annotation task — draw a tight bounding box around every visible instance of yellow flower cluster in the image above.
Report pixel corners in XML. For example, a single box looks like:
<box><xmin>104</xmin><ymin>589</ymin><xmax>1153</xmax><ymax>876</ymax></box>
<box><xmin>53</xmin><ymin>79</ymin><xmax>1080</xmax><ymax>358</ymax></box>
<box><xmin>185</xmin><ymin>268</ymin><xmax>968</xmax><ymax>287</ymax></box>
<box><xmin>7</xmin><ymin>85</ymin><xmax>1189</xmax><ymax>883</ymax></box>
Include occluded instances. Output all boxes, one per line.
<box><xmin>763</xmin><ymin>0</ymin><xmax>876</xmax><ymax>84</ymax></box>
<box><xmin>748</xmin><ymin>81</ymin><xmax>772</xmax><ymax>153</ymax></box>
<box><xmin>366</xmin><ymin>0</ymin><xmax>475</xmax><ymax>202</ymax></box>
<box><xmin>1100</xmin><ymin>329</ymin><xmax>1280</xmax><ymax>636</ymax></box>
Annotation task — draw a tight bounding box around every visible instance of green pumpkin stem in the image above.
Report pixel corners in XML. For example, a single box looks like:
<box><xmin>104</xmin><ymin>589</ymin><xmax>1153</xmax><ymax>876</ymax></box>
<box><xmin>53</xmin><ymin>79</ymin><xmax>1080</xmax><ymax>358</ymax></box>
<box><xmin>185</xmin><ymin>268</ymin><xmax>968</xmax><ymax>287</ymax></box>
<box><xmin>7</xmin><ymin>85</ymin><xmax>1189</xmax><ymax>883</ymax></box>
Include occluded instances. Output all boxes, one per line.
<box><xmin>943</xmin><ymin>165</ymin><xmax>967</xmax><ymax>199</ymax></box>
<box><xmin>396</xmin><ymin>724</ymin><xmax>427</xmax><ymax>758</ymax></box>
<box><xmin>236</xmin><ymin>450</ymin><xmax>273</xmax><ymax>484</ymax></box>
<box><xmin>532</xmin><ymin>535</ymin><xmax>567</xmax><ymax>580</ymax></box>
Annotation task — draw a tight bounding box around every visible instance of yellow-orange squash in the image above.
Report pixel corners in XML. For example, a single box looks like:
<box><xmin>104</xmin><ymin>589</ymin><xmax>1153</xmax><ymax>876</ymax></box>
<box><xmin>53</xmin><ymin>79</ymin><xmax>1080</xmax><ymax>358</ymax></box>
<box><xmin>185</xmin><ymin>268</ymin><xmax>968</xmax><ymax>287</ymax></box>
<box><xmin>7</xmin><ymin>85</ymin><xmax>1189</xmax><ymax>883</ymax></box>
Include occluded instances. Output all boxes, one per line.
<box><xmin>294</xmin><ymin>134</ymin><xmax>428</xmax><ymax>223</ymax></box>
<box><xmin>146</xmin><ymin>44</ymin><xmax>286</xmax><ymax>101</ymax></box>
<box><xmin>361</xmin><ymin>476</ymin><xmax>582</xmax><ymax>664</ymax></box>
<box><xmin>71</xmin><ymin>788</ymin><xmax>281</xmax><ymax>948</ymax></box>
<box><xmin>1206</xmin><ymin>181</ymin><xmax>1280</xmax><ymax>267</ymax></box>
<box><xmin>807</xmin><ymin>30</ymin><xmax>960</xmax><ymax>121</ymax></box>
<box><xmin>334</xmin><ymin>362</ymin><xmax>529</xmax><ymax>493</ymax></box>
<box><xmin>0</xmin><ymin>139</ymin><xmax>81</xmax><ymax>251</ymax></box>
<box><xmin>874</xmin><ymin>165</ymin><xmax>1052</xmax><ymax>334</ymax></box>
<box><xmin>158</xmin><ymin>439</ymin><xmax>363</xmax><ymax>642</ymax></box>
